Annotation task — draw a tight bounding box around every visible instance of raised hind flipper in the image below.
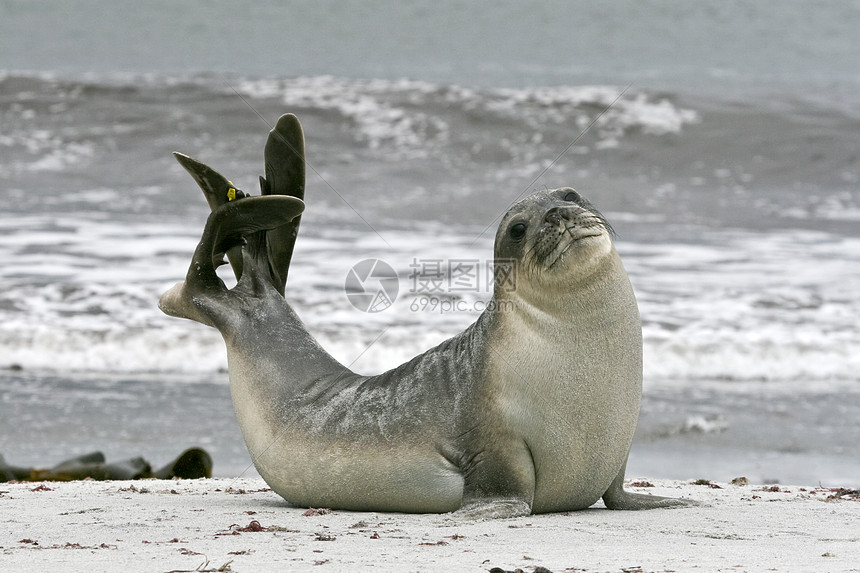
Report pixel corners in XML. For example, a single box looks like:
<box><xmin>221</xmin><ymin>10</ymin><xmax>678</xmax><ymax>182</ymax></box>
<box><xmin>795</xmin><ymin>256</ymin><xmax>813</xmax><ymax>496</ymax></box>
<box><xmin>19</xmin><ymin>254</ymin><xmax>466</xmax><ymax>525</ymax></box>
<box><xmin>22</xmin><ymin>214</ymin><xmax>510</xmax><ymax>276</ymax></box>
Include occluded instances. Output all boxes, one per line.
<box><xmin>259</xmin><ymin>113</ymin><xmax>306</xmax><ymax>295</ymax></box>
<box><xmin>173</xmin><ymin>114</ymin><xmax>306</xmax><ymax>294</ymax></box>
<box><xmin>173</xmin><ymin>152</ymin><xmax>248</xmax><ymax>280</ymax></box>
<box><xmin>159</xmin><ymin>195</ymin><xmax>305</xmax><ymax>328</ymax></box>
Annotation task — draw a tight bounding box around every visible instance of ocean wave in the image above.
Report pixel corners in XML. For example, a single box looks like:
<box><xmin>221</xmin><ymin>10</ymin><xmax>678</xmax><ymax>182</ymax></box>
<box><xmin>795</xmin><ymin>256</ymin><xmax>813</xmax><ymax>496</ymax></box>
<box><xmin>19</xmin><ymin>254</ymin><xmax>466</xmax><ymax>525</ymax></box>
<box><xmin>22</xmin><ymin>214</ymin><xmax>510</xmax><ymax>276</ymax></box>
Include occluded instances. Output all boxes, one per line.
<box><xmin>2</xmin><ymin>211</ymin><xmax>858</xmax><ymax>384</ymax></box>
<box><xmin>2</xmin><ymin>227</ymin><xmax>857</xmax><ymax>384</ymax></box>
<box><xmin>643</xmin><ymin>329</ymin><xmax>860</xmax><ymax>383</ymax></box>
<box><xmin>3</xmin><ymin>70</ymin><xmax>855</xmax><ymax>233</ymax></box>
<box><xmin>233</xmin><ymin>75</ymin><xmax>699</xmax><ymax>157</ymax></box>
<box><xmin>0</xmin><ymin>128</ymin><xmax>96</xmax><ymax>176</ymax></box>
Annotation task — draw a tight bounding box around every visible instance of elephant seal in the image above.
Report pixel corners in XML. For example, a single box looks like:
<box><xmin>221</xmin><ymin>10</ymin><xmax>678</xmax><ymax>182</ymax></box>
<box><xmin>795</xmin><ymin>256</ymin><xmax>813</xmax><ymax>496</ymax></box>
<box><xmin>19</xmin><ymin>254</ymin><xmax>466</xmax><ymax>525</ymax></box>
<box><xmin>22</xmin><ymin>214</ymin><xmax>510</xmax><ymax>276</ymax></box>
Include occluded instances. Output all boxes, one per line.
<box><xmin>0</xmin><ymin>449</ymin><xmax>212</xmax><ymax>482</ymax></box>
<box><xmin>160</xmin><ymin>114</ymin><xmax>695</xmax><ymax>516</ymax></box>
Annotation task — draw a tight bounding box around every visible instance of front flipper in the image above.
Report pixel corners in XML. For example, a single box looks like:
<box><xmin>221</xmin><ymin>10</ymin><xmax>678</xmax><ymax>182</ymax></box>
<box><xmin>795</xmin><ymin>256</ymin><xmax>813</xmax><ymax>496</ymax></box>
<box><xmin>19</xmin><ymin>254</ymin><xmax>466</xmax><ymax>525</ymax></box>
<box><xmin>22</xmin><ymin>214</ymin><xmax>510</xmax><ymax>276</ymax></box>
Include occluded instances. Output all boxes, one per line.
<box><xmin>602</xmin><ymin>459</ymin><xmax>700</xmax><ymax>510</ymax></box>
<box><xmin>453</xmin><ymin>439</ymin><xmax>535</xmax><ymax>520</ymax></box>
<box><xmin>455</xmin><ymin>498</ymin><xmax>532</xmax><ymax>520</ymax></box>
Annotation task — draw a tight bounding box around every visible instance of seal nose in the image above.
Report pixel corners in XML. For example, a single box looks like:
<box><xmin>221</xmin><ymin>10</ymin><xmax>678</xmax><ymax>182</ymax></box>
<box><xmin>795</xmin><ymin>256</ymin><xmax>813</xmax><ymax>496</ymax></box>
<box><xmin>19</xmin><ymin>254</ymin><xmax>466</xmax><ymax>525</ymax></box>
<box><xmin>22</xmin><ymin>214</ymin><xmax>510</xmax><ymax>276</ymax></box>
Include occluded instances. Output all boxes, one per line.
<box><xmin>544</xmin><ymin>207</ymin><xmax>569</xmax><ymax>225</ymax></box>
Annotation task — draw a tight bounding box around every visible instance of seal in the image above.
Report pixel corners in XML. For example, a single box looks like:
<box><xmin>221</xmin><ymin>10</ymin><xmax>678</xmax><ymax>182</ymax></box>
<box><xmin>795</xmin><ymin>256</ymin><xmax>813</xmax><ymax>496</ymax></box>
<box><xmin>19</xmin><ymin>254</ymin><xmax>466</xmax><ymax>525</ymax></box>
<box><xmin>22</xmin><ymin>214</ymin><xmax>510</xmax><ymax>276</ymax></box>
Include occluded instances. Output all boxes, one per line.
<box><xmin>0</xmin><ymin>449</ymin><xmax>212</xmax><ymax>482</ymax></box>
<box><xmin>160</xmin><ymin>113</ymin><xmax>695</xmax><ymax>516</ymax></box>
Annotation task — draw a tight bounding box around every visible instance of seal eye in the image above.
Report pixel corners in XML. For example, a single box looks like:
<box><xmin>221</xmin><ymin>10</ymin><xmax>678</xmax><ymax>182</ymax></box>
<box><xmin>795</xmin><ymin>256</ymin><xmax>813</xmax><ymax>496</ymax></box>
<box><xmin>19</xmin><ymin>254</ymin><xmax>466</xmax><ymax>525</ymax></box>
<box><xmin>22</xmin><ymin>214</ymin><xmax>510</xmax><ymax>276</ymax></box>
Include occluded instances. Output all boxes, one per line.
<box><xmin>563</xmin><ymin>190</ymin><xmax>580</xmax><ymax>202</ymax></box>
<box><xmin>509</xmin><ymin>222</ymin><xmax>527</xmax><ymax>241</ymax></box>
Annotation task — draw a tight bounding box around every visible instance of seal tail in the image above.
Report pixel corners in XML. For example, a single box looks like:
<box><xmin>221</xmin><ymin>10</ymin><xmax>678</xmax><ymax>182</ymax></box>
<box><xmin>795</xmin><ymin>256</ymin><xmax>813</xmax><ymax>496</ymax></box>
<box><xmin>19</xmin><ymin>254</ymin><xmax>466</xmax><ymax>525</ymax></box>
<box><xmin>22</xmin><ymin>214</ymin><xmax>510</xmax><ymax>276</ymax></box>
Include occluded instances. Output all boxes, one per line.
<box><xmin>159</xmin><ymin>196</ymin><xmax>305</xmax><ymax>327</ymax></box>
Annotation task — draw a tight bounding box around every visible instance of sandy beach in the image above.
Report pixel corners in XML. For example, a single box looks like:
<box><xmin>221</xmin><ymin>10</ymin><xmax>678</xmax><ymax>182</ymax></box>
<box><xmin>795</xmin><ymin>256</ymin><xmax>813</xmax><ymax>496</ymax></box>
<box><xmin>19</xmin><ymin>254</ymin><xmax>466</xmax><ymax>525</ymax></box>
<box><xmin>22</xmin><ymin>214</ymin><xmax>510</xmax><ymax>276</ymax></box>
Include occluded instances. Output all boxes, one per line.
<box><xmin>1</xmin><ymin>477</ymin><xmax>857</xmax><ymax>572</ymax></box>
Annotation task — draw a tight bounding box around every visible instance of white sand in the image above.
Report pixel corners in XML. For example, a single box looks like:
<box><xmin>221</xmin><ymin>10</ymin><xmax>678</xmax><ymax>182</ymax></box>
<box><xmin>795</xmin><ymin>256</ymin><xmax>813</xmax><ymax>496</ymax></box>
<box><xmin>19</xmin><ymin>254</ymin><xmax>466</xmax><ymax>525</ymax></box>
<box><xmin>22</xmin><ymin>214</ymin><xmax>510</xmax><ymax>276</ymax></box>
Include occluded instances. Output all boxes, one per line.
<box><xmin>1</xmin><ymin>478</ymin><xmax>857</xmax><ymax>572</ymax></box>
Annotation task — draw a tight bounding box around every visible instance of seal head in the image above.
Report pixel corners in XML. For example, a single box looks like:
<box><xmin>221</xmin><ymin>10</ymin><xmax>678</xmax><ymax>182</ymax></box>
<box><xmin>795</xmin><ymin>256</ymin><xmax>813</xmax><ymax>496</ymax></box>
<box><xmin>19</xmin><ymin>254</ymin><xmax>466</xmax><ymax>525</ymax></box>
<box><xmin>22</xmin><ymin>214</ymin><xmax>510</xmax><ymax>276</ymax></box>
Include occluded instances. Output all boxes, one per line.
<box><xmin>496</xmin><ymin>187</ymin><xmax>615</xmax><ymax>299</ymax></box>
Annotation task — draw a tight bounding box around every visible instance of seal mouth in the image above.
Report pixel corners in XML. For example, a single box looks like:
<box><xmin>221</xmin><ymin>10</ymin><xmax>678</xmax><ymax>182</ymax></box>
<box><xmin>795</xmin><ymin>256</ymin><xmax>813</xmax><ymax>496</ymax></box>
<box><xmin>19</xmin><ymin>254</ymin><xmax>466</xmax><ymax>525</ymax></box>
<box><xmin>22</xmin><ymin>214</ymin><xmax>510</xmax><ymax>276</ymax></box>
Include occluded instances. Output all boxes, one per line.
<box><xmin>545</xmin><ymin>225</ymin><xmax>604</xmax><ymax>270</ymax></box>
<box><xmin>527</xmin><ymin>207</ymin><xmax>609</xmax><ymax>272</ymax></box>
<box><xmin>513</xmin><ymin>200</ymin><xmax>614</xmax><ymax>276</ymax></box>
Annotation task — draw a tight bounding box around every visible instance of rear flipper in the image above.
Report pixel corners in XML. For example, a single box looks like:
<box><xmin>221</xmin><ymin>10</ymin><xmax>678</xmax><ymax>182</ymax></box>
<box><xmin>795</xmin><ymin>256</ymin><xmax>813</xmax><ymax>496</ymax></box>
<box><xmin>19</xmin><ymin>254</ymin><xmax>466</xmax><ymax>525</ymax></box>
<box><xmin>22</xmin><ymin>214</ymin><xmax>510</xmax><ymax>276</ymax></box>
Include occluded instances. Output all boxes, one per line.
<box><xmin>173</xmin><ymin>113</ymin><xmax>306</xmax><ymax>295</ymax></box>
<box><xmin>602</xmin><ymin>459</ymin><xmax>701</xmax><ymax>509</ymax></box>
<box><xmin>173</xmin><ymin>152</ymin><xmax>248</xmax><ymax>279</ymax></box>
<box><xmin>260</xmin><ymin>113</ymin><xmax>306</xmax><ymax>295</ymax></box>
<box><xmin>159</xmin><ymin>195</ymin><xmax>304</xmax><ymax>327</ymax></box>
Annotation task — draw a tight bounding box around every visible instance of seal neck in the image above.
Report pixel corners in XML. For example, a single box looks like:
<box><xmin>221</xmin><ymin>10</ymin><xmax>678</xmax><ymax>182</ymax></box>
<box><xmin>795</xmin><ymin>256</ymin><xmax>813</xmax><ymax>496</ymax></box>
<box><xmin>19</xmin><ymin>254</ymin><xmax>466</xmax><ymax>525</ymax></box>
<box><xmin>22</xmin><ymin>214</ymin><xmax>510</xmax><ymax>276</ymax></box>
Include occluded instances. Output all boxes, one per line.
<box><xmin>501</xmin><ymin>250</ymin><xmax>637</xmax><ymax>330</ymax></box>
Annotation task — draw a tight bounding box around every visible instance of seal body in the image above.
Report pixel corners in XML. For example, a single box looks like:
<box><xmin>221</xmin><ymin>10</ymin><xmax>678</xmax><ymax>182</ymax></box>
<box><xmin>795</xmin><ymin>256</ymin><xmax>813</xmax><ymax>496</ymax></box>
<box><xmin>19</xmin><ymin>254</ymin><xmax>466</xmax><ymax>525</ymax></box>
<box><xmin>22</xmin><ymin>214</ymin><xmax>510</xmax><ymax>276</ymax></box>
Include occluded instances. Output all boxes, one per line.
<box><xmin>160</xmin><ymin>116</ymin><xmax>694</xmax><ymax>516</ymax></box>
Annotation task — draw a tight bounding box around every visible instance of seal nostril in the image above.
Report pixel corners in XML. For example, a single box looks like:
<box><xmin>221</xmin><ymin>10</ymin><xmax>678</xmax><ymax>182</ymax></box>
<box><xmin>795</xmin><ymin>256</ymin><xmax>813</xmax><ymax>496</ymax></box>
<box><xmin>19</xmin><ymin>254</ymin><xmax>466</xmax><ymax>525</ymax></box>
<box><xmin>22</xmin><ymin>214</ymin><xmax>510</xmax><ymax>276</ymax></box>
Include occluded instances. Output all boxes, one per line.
<box><xmin>544</xmin><ymin>208</ymin><xmax>569</xmax><ymax>225</ymax></box>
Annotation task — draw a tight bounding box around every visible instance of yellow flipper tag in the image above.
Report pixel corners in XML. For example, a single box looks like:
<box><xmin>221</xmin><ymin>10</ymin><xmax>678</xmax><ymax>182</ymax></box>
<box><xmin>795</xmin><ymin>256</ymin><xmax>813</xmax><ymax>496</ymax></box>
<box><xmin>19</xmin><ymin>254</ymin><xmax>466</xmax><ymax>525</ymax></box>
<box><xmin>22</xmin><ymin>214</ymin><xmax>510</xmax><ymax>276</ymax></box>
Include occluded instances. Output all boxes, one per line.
<box><xmin>227</xmin><ymin>187</ymin><xmax>237</xmax><ymax>202</ymax></box>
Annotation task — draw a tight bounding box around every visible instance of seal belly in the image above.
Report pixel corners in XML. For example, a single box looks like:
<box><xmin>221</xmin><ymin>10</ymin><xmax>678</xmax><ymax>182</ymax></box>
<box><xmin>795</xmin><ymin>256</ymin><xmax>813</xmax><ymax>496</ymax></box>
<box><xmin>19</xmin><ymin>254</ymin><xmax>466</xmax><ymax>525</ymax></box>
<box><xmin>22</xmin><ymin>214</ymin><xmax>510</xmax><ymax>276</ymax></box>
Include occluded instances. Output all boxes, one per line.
<box><xmin>253</xmin><ymin>435</ymin><xmax>464</xmax><ymax>513</ymax></box>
